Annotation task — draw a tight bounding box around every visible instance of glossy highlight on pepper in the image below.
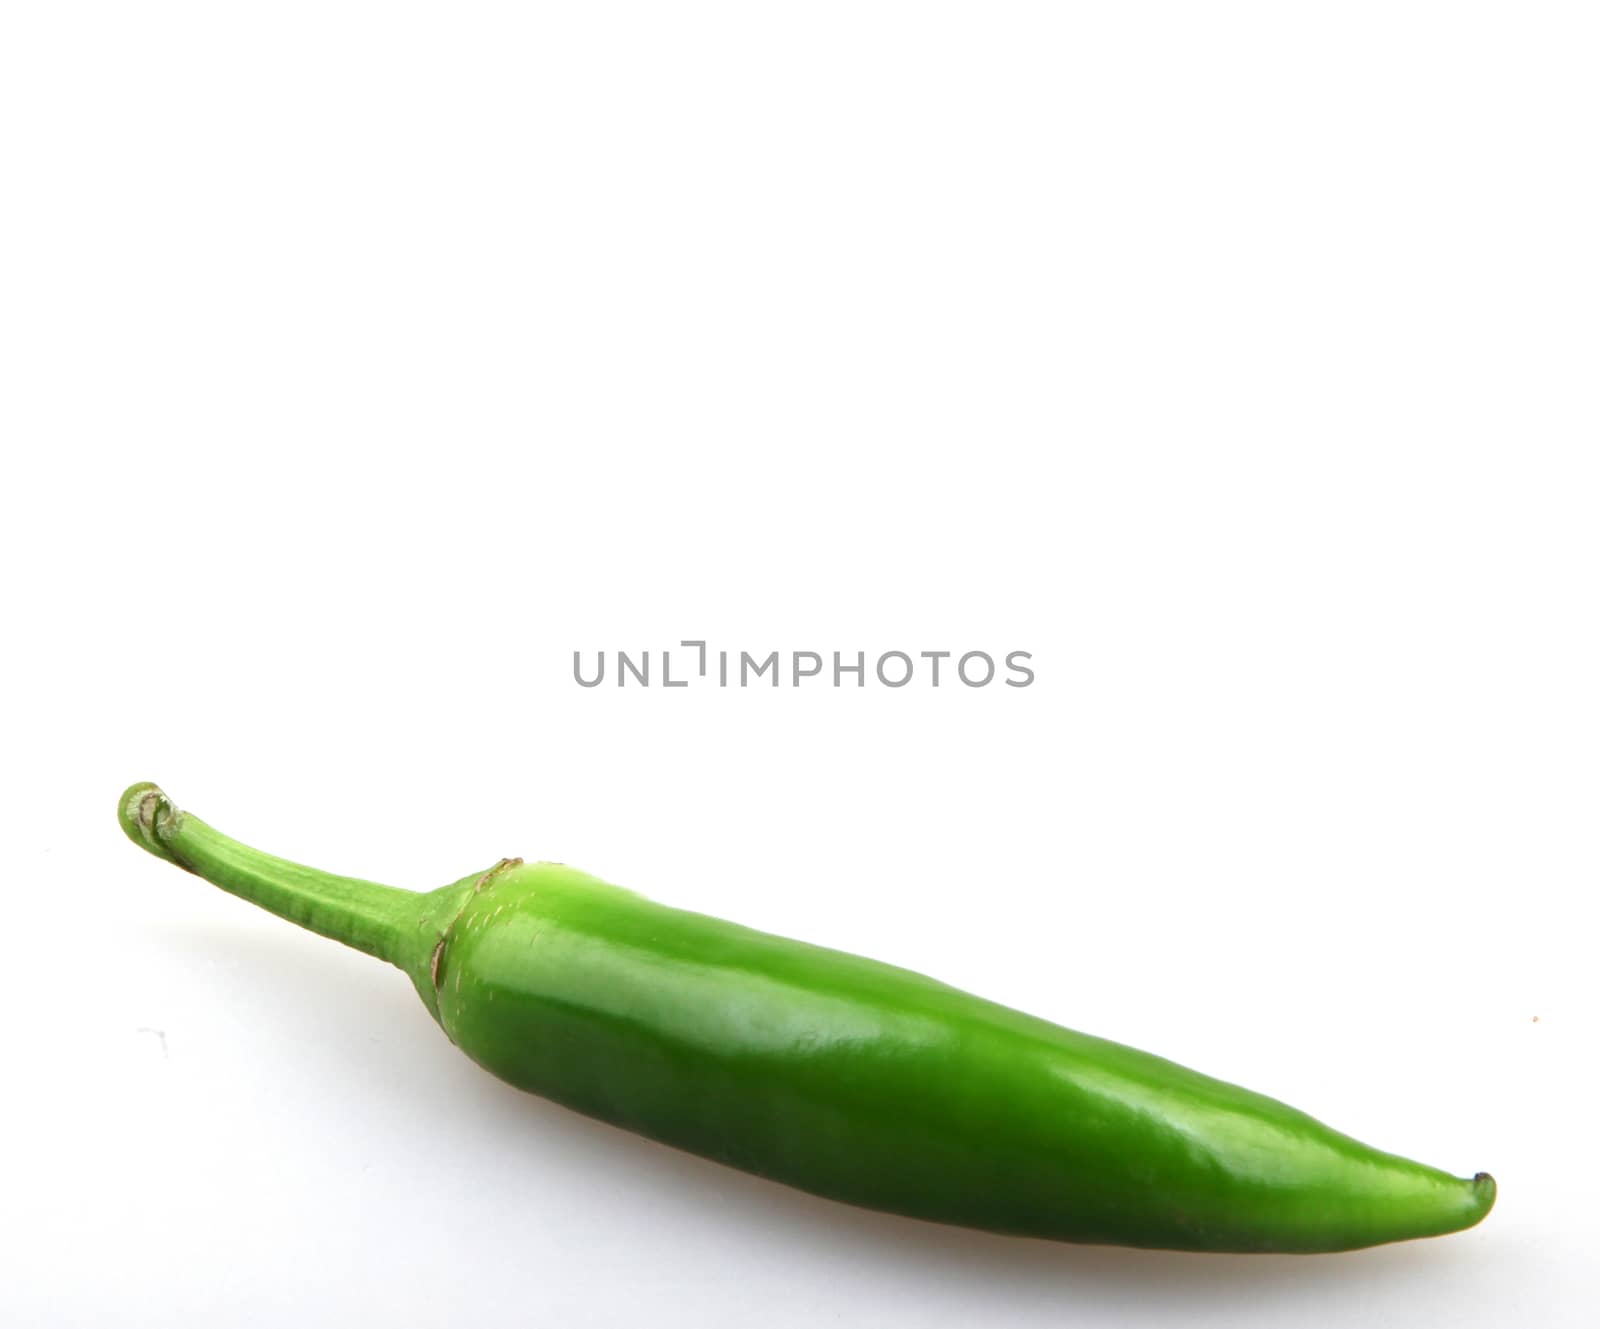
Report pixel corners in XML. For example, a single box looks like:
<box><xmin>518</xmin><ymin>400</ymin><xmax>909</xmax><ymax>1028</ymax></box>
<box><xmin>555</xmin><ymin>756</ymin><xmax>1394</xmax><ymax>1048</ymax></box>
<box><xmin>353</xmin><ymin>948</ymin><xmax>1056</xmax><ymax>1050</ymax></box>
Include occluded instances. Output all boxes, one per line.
<box><xmin>117</xmin><ymin>782</ymin><xmax>1495</xmax><ymax>1253</ymax></box>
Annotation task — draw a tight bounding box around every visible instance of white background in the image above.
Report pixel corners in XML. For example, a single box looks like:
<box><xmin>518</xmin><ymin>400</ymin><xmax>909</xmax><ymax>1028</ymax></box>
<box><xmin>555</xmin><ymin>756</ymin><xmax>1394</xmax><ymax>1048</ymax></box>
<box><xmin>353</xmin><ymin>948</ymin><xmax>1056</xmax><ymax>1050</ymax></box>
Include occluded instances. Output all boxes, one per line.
<box><xmin>3</xmin><ymin>4</ymin><xmax>1596</xmax><ymax>1326</ymax></box>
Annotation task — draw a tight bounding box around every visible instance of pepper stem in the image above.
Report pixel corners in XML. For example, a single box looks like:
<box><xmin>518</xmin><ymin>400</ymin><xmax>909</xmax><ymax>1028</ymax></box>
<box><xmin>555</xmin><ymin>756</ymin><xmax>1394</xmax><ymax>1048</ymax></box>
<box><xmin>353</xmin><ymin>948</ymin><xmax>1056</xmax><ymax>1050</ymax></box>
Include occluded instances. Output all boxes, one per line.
<box><xmin>118</xmin><ymin>782</ymin><xmax>425</xmax><ymax>968</ymax></box>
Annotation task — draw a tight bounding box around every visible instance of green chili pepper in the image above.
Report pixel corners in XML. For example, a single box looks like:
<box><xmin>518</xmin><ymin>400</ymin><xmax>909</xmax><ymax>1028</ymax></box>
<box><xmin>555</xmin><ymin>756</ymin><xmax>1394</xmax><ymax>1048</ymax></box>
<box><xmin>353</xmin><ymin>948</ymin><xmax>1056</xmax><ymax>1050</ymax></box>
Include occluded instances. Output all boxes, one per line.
<box><xmin>118</xmin><ymin>782</ymin><xmax>1494</xmax><ymax>1252</ymax></box>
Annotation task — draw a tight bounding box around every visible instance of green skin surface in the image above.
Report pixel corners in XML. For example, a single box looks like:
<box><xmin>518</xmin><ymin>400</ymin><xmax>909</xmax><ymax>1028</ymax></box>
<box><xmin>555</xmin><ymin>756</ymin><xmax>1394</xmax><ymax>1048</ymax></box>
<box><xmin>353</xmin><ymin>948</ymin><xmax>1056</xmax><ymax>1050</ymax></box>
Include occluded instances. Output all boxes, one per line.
<box><xmin>118</xmin><ymin>783</ymin><xmax>1495</xmax><ymax>1253</ymax></box>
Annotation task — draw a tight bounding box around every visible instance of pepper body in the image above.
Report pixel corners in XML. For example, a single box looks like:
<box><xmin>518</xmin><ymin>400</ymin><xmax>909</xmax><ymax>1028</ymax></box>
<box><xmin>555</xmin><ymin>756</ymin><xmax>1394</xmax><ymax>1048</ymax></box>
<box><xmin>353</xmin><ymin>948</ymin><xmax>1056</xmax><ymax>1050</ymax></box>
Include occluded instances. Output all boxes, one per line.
<box><xmin>118</xmin><ymin>784</ymin><xmax>1495</xmax><ymax>1253</ymax></box>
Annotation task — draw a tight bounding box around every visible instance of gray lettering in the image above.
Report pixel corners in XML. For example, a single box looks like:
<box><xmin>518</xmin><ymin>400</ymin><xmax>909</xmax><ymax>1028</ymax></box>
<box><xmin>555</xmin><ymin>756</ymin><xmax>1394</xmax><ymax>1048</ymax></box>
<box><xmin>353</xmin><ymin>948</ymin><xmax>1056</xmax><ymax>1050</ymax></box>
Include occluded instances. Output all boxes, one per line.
<box><xmin>741</xmin><ymin>651</ymin><xmax>779</xmax><ymax>686</ymax></box>
<box><xmin>576</xmin><ymin>644</ymin><xmax>1029</xmax><ymax>693</ymax></box>
<box><xmin>1005</xmin><ymin>650</ymin><xmax>1035</xmax><ymax>687</ymax></box>
<box><xmin>876</xmin><ymin>651</ymin><xmax>913</xmax><ymax>687</ymax></box>
<box><xmin>958</xmin><ymin>651</ymin><xmax>995</xmax><ymax>687</ymax></box>
<box><xmin>573</xmin><ymin>651</ymin><xmax>605</xmax><ymax>687</ymax></box>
